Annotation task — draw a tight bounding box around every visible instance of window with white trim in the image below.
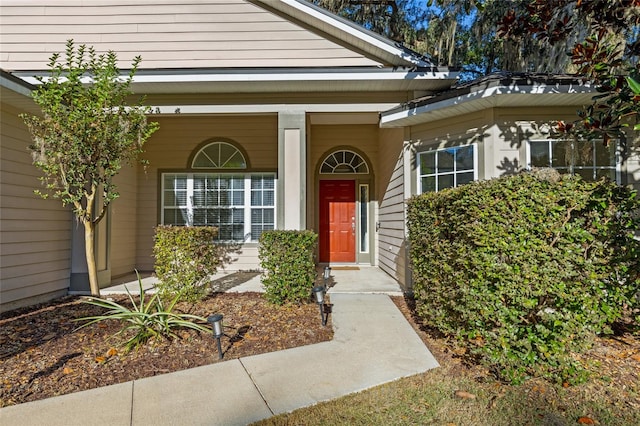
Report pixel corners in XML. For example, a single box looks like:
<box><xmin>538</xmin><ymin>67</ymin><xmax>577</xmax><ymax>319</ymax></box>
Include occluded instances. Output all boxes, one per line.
<box><xmin>161</xmin><ymin>141</ymin><xmax>275</xmax><ymax>241</ymax></box>
<box><xmin>527</xmin><ymin>139</ymin><xmax>619</xmax><ymax>182</ymax></box>
<box><xmin>418</xmin><ymin>145</ymin><xmax>477</xmax><ymax>193</ymax></box>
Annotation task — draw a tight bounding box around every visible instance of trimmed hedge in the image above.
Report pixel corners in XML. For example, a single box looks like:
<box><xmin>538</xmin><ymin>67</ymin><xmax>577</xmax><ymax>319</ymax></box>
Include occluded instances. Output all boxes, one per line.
<box><xmin>407</xmin><ymin>170</ymin><xmax>639</xmax><ymax>384</ymax></box>
<box><xmin>258</xmin><ymin>230</ymin><xmax>318</xmax><ymax>305</ymax></box>
<box><xmin>153</xmin><ymin>225</ymin><xmax>221</xmax><ymax>302</ymax></box>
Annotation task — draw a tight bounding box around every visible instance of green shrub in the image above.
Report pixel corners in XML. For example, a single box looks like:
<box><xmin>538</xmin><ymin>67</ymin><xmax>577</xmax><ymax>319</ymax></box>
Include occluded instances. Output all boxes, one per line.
<box><xmin>75</xmin><ymin>272</ymin><xmax>211</xmax><ymax>351</ymax></box>
<box><xmin>153</xmin><ymin>225</ymin><xmax>221</xmax><ymax>302</ymax></box>
<box><xmin>407</xmin><ymin>170</ymin><xmax>639</xmax><ymax>384</ymax></box>
<box><xmin>258</xmin><ymin>230</ymin><xmax>318</xmax><ymax>305</ymax></box>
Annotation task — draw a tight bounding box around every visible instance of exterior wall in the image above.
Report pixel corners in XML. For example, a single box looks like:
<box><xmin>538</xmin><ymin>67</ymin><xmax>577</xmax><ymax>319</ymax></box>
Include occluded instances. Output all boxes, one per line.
<box><xmin>408</xmin><ymin>110</ymin><xmax>491</xmax><ymax>189</ymax></box>
<box><xmin>0</xmin><ymin>0</ymin><xmax>380</xmax><ymax>71</ymax></box>
<box><xmin>405</xmin><ymin>106</ymin><xmax>614</xmax><ymax>185</ymax></box>
<box><xmin>136</xmin><ymin>114</ymin><xmax>278</xmax><ymax>272</ymax></box>
<box><xmin>492</xmin><ymin>106</ymin><xmax>597</xmax><ymax>179</ymax></box>
<box><xmin>0</xmin><ymin>101</ymin><xmax>71</xmax><ymax>312</ymax></box>
<box><xmin>110</xmin><ymin>164</ymin><xmax>138</xmax><ymax>278</ymax></box>
<box><xmin>376</xmin><ymin>127</ymin><xmax>407</xmax><ymax>287</ymax></box>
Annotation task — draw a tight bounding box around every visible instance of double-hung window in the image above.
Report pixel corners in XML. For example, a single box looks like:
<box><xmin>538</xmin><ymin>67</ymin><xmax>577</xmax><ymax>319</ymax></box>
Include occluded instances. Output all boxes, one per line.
<box><xmin>528</xmin><ymin>139</ymin><xmax>619</xmax><ymax>182</ymax></box>
<box><xmin>418</xmin><ymin>144</ymin><xmax>477</xmax><ymax>193</ymax></box>
<box><xmin>161</xmin><ymin>142</ymin><xmax>275</xmax><ymax>242</ymax></box>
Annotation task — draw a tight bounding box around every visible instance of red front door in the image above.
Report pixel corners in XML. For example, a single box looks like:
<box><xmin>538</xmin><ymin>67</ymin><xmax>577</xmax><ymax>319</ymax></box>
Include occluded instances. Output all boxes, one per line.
<box><xmin>319</xmin><ymin>180</ymin><xmax>356</xmax><ymax>263</ymax></box>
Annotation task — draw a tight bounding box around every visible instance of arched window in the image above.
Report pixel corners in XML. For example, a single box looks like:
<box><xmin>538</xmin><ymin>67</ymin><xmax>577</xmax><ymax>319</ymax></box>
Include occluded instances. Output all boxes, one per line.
<box><xmin>192</xmin><ymin>141</ymin><xmax>246</xmax><ymax>169</ymax></box>
<box><xmin>162</xmin><ymin>141</ymin><xmax>274</xmax><ymax>242</ymax></box>
<box><xmin>320</xmin><ymin>150</ymin><xmax>369</xmax><ymax>174</ymax></box>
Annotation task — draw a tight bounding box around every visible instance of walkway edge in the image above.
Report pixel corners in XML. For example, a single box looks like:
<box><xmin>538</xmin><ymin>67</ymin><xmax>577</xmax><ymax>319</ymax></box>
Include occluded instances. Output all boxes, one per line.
<box><xmin>0</xmin><ymin>294</ymin><xmax>439</xmax><ymax>426</ymax></box>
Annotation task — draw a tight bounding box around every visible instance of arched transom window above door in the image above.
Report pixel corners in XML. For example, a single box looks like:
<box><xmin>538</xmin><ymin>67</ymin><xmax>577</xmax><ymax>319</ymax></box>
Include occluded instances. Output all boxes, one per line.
<box><xmin>192</xmin><ymin>141</ymin><xmax>247</xmax><ymax>169</ymax></box>
<box><xmin>320</xmin><ymin>150</ymin><xmax>369</xmax><ymax>174</ymax></box>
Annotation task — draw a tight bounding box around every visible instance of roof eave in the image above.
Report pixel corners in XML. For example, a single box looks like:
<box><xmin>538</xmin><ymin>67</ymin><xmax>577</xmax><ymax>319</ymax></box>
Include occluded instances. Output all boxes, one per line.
<box><xmin>380</xmin><ymin>80</ymin><xmax>596</xmax><ymax>128</ymax></box>
<box><xmin>14</xmin><ymin>68</ymin><xmax>459</xmax><ymax>94</ymax></box>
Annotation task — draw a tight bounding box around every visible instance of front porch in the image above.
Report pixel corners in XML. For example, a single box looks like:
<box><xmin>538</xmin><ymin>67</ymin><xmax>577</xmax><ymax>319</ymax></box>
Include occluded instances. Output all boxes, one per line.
<box><xmin>100</xmin><ymin>266</ymin><xmax>403</xmax><ymax>296</ymax></box>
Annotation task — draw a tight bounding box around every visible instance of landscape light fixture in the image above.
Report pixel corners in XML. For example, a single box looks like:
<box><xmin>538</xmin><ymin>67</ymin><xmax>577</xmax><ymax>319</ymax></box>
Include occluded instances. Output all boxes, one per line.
<box><xmin>312</xmin><ymin>286</ymin><xmax>327</xmax><ymax>326</ymax></box>
<box><xmin>323</xmin><ymin>266</ymin><xmax>331</xmax><ymax>293</ymax></box>
<box><xmin>207</xmin><ymin>314</ymin><xmax>224</xmax><ymax>359</ymax></box>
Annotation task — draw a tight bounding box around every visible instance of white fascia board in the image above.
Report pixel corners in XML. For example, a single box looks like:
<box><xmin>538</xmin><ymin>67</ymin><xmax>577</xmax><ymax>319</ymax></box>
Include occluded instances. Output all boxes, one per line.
<box><xmin>17</xmin><ymin>69</ymin><xmax>456</xmax><ymax>86</ymax></box>
<box><xmin>380</xmin><ymin>81</ymin><xmax>595</xmax><ymax>127</ymax></box>
<box><xmin>254</xmin><ymin>0</ymin><xmax>433</xmax><ymax>68</ymax></box>
<box><xmin>130</xmin><ymin>70</ymin><xmax>454</xmax><ymax>84</ymax></box>
<box><xmin>147</xmin><ymin>103</ymin><xmax>400</xmax><ymax>115</ymax></box>
<box><xmin>19</xmin><ymin>69</ymin><xmax>458</xmax><ymax>85</ymax></box>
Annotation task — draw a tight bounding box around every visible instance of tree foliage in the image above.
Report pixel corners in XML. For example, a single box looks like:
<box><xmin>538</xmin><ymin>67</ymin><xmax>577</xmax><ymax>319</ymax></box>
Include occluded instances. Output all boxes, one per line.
<box><xmin>497</xmin><ymin>0</ymin><xmax>640</xmax><ymax>142</ymax></box>
<box><xmin>312</xmin><ymin>0</ymin><xmax>416</xmax><ymax>42</ymax></box>
<box><xmin>21</xmin><ymin>40</ymin><xmax>159</xmax><ymax>296</ymax></box>
<box><xmin>318</xmin><ymin>1</ymin><xmax>640</xmax><ymax>139</ymax></box>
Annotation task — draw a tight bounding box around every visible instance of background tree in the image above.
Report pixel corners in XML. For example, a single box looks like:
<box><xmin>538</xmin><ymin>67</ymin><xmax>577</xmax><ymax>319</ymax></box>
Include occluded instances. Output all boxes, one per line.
<box><xmin>313</xmin><ymin>1</ymin><xmax>578</xmax><ymax>76</ymax></box>
<box><xmin>318</xmin><ymin>1</ymin><xmax>640</xmax><ymax>141</ymax></box>
<box><xmin>496</xmin><ymin>0</ymin><xmax>640</xmax><ymax>143</ymax></box>
<box><xmin>21</xmin><ymin>41</ymin><xmax>159</xmax><ymax>297</ymax></box>
<box><xmin>312</xmin><ymin>0</ymin><xmax>419</xmax><ymax>42</ymax></box>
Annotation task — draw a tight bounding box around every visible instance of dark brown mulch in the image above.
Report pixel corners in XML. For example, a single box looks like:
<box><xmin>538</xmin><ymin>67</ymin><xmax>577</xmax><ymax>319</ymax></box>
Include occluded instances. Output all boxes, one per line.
<box><xmin>0</xmin><ymin>284</ymin><xmax>333</xmax><ymax>408</ymax></box>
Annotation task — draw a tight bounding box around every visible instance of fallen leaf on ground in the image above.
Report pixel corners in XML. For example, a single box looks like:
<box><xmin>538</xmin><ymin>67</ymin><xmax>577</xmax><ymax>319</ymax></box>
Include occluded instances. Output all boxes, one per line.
<box><xmin>63</xmin><ymin>367</ymin><xmax>73</xmax><ymax>374</ymax></box>
<box><xmin>106</xmin><ymin>348</ymin><xmax>117</xmax><ymax>357</ymax></box>
<box><xmin>577</xmin><ymin>416</ymin><xmax>596</xmax><ymax>424</ymax></box>
<box><xmin>95</xmin><ymin>356</ymin><xmax>106</xmax><ymax>363</ymax></box>
<box><xmin>454</xmin><ymin>390</ymin><xmax>476</xmax><ymax>399</ymax></box>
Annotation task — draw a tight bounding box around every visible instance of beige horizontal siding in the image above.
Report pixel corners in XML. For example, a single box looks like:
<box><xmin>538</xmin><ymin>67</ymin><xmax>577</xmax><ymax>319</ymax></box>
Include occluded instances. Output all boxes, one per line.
<box><xmin>1</xmin><ymin>101</ymin><xmax>71</xmax><ymax>311</ymax></box>
<box><xmin>376</xmin><ymin>128</ymin><xmax>406</xmax><ymax>287</ymax></box>
<box><xmin>0</xmin><ymin>0</ymin><xmax>380</xmax><ymax>70</ymax></box>
<box><xmin>135</xmin><ymin>114</ymin><xmax>278</xmax><ymax>271</ymax></box>
<box><xmin>220</xmin><ymin>245</ymin><xmax>261</xmax><ymax>271</ymax></box>
<box><xmin>110</xmin><ymin>164</ymin><xmax>139</xmax><ymax>278</ymax></box>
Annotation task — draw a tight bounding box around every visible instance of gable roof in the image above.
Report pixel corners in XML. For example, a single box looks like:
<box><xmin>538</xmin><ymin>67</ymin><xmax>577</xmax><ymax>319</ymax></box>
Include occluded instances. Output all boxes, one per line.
<box><xmin>380</xmin><ymin>73</ymin><xmax>596</xmax><ymax>127</ymax></box>
<box><xmin>253</xmin><ymin>0</ymin><xmax>434</xmax><ymax>68</ymax></box>
<box><xmin>1</xmin><ymin>0</ymin><xmax>456</xmax><ymax>94</ymax></box>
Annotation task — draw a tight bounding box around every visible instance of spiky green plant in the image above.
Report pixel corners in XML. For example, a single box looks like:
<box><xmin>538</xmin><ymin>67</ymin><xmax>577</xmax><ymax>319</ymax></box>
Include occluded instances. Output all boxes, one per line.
<box><xmin>75</xmin><ymin>272</ymin><xmax>211</xmax><ymax>351</ymax></box>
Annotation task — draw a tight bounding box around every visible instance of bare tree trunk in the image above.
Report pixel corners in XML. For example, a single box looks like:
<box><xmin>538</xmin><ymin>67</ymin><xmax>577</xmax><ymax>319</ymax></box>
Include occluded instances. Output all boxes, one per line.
<box><xmin>448</xmin><ymin>20</ymin><xmax>457</xmax><ymax>66</ymax></box>
<box><xmin>84</xmin><ymin>221</ymin><xmax>100</xmax><ymax>297</ymax></box>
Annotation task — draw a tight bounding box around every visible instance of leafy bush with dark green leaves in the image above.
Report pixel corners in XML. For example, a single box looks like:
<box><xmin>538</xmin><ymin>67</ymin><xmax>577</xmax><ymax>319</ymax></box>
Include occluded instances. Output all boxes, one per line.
<box><xmin>258</xmin><ymin>230</ymin><xmax>318</xmax><ymax>305</ymax></box>
<box><xmin>75</xmin><ymin>272</ymin><xmax>210</xmax><ymax>352</ymax></box>
<box><xmin>153</xmin><ymin>225</ymin><xmax>221</xmax><ymax>302</ymax></box>
<box><xmin>407</xmin><ymin>169</ymin><xmax>639</xmax><ymax>384</ymax></box>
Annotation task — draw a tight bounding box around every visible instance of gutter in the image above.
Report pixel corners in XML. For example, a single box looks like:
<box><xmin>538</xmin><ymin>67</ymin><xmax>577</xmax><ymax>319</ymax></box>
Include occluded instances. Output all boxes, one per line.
<box><xmin>381</xmin><ymin>73</ymin><xmax>595</xmax><ymax>126</ymax></box>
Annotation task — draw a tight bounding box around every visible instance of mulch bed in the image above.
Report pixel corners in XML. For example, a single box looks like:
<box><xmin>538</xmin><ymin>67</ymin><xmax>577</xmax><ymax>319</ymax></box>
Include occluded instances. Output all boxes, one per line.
<box><xmin>2</xmin><ymin>282</ymin><xmax>638</xmax><ymax>412</ymax></box>
<box><xmin>0</xmin><ymin>288</ymin><xmax>333</xmax><ymax>408</ymax></box>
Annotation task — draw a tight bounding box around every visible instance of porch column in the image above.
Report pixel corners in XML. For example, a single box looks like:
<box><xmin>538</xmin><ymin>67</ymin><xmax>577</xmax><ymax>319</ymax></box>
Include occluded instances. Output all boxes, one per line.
<box><xmin>277</xmin><ymin>110</ymin><xmax>306</xmax><ymax>230</ymax></box>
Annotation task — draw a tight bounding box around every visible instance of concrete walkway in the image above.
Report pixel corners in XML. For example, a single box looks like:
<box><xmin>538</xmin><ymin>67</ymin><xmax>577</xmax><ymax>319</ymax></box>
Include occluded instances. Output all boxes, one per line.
<box><xmin>0</xmin><ymin>267</ymin><xmax>438</xmax><ymax>426</ymax></box>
